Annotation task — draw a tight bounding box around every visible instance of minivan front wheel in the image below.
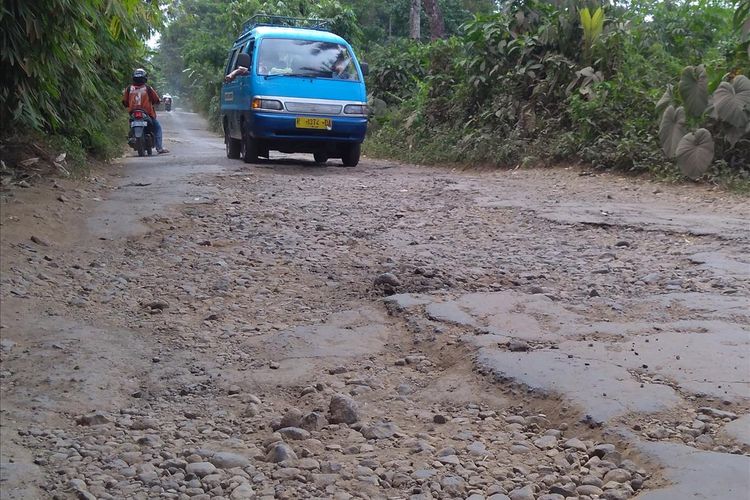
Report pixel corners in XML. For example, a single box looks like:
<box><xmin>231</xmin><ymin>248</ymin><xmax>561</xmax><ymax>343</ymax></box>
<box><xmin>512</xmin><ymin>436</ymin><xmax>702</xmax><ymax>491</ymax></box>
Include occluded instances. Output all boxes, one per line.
<box><xmin>341</xmin><ymin>143</ymin><xmax>360</xmax><ymax>167</ymax></box>
<box><xmin>226</xmin><ymin>128</ymin><xmax>241</xmax><ymax>159</ymax></box>
<box><xmin>241</xmin><ymin>132</ymin><xmax>259</xmax><ymax>163</ymax></box>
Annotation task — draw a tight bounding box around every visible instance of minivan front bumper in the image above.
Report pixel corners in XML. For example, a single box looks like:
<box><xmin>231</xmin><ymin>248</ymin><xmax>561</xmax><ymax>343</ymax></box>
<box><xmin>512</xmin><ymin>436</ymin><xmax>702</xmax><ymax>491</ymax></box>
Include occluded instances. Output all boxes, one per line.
<box><xmin>249</xmin><ymin>111</ymin><xmax>367</xmax><ymax>143</ymax></box>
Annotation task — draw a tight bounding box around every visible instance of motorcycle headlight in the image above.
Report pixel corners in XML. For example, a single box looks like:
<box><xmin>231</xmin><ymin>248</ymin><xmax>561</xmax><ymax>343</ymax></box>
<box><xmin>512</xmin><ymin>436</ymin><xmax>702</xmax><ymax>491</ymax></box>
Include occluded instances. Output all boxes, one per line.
<box><xmin>344</xmin><ymin>104</ymin><xmax>368</xmax><ymax>115</ymax></box>
<box><xmin>252</xmin><ymin>98</ymin><xmax>283</xmax><ymax>111</ymax></box>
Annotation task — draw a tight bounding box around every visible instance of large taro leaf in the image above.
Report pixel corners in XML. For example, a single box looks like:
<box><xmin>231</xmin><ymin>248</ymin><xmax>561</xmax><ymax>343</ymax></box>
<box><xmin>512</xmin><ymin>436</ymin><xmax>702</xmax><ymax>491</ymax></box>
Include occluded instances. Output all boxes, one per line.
<box><xmin>659</xmin><ymin>105</ymin><xmax>686</xmax><ymax>158</ymax></box>
<box><xmin>656</xmin><ymin>85</ymin><xmax>674</xmax><ymax>114</ymax></box>
<box><xmin>676</xmin><ymin>128</ymin><xmax>715</xmax><ymax>179</ymax></box>
<box><xmin>679</xmin><ymin>65</ymin><xmax>708</xmax><ymax>117</ymax></box>
<box><xmin>724</xmin><ymin>125</ymin><xmax>746</xmax><ymax>147</ymax></box>
<box><xmin>712</xmin><ymin>75</ymin><xmax>750</xmax><ymax>128</ymax></box>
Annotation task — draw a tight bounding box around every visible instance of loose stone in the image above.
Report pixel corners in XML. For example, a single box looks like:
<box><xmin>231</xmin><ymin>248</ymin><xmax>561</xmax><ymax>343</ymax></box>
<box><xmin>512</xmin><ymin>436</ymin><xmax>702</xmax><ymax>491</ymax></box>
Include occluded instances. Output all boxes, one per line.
<box><xmin>185</xmin><ymin>462</ymin><xmax>216</xmax><ymax>478</ymax></box>
<box><xmin>328</xmin><ymin>393</ymin><xmax>360</xmax><ymax>424</ymax></box>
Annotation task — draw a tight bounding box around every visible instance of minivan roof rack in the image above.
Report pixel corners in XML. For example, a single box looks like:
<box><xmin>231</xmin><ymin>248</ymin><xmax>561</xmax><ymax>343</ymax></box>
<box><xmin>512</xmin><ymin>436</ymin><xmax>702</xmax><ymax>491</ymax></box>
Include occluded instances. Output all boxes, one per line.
<box><xmin>241</xmin><ymin>14</ymin><xmax>331</xmax><ymax>34</ymax></box>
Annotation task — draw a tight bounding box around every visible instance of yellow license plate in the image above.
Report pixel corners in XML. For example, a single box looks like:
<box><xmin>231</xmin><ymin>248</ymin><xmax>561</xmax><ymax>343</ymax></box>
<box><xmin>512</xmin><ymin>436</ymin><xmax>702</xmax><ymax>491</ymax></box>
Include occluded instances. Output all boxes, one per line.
<box><xmin>296</xmin><ymin>117</ymin><xmax>332</xmax><ymax>130</ymax></box>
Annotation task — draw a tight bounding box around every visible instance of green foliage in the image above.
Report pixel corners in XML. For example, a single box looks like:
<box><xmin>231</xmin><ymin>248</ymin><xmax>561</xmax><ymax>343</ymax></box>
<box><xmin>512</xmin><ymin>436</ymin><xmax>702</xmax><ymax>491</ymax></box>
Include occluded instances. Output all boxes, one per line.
<box><xmin>346</xmin><ymin>0</ymin><xmax>493</xmax><ymax>47</ymax></box>
<box><xmin>659</xmin><ymin>105</ymin><xmax>687</xmax><ymax>158</ymax></box>
<box><xmin>157</xmin><ymin>0</ymin><xmax>366</xmax><ymax>130</ymax></box>
<box><xmin>146</xmin><ymin>0</ymin><xmax>747</xmax><ymax>184</ymax></box>
<box><xmin>736</xmin><ymin>0</ymin><xmax>750</xmax><ymax>36</ymax></box>
<box><xmin>658</xmin><ymin>72</ymin><xmax>750</xmax><ymax>179</ymax></box>
<box><xmin>712</xmin><ymin>75</ymin><xmax>750</xmax><ymax>128</ymax></box>
<box><xmin>679</xmin><ymin>65</ymin><xmax>709</xmax><ymax>117</ymax></box>
<box><xmin>580</xmin><ymin>7</ymin><xmax>604</xmax><ymax>64</ymax></box>
<box><xmin>363</xmin><ymin>0</ymin><xmax>747</xmax><ymax>184</ymax></box>
<box><xmin>0</xmin><ymin>0</ymin><xmax>161</xmax><ymax>159</ymax></box>
<box><xmin>676</xmin><ymin>128</ymin><xmax>715</xmax><ymax>179</ymax></box>
<box><xmin>366</xmin><ymin>40</ymin><xmax>428</xmax><ymax>104</ymax></box>
<box><xmin>629</xmin><ymin>0</ymin><xmax>736</xmax><ymax>63</ymax></box>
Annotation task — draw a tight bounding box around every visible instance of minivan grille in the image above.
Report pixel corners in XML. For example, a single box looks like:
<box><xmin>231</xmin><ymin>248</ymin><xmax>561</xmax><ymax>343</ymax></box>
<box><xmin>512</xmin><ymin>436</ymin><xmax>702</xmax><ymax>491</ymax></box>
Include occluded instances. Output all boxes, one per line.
<box><xmin>285</xmin><ymin>102</ymin><xmax>342</xmax><ymax>114</ymax></box>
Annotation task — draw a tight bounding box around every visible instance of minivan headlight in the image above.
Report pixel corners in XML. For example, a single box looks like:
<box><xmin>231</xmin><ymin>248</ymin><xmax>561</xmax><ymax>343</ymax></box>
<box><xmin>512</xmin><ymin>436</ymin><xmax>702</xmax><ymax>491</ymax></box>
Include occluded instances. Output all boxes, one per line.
<box><xmin>344</xmin><ymin>104</ymin><xmax>368</xmax><ymax>115</ymax></box>
<box><xmin>252</xmin><ymin>98</ymin><xmax>283</xmax><ymax>110</ymax></box>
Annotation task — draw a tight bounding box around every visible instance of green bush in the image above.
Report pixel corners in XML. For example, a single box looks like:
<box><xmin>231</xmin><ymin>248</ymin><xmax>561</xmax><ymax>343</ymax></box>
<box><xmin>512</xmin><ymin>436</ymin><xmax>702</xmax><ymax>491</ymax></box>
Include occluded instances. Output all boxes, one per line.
<box><xmin>0</xmin><ymin>0</ymin><xmax>161</xmax><ymax>160</ymax></box>
<box><xmin>365</xmin><ymin>0</ymin><xmax>747</xmax><ymax>185</ymax></box>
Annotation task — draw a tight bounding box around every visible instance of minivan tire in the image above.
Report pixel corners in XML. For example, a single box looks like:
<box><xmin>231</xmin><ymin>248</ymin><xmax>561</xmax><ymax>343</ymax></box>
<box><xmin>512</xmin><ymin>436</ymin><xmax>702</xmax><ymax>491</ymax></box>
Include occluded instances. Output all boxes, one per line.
<box><xmin>226</xmin><ymin>129</ymin><xmax>241</xmax><ymax>159</ymax></box>
<box><xmin>241</xmin><ymin>133</ymin><xmax>259</xmax><ymax>163</ymax></box>
<box><xmin>341</xmin><ymin>143</ymin><xmax>360</xmax><ymax>167</ymax></box>
<box><xmin>313</xmin><ymin>153</ymin><xmax>328</xmax><ymax>164</ymax></box>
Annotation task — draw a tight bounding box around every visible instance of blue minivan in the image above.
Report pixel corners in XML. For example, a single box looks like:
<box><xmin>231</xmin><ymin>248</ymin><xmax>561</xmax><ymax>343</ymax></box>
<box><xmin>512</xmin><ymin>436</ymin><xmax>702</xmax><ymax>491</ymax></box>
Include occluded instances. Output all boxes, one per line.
<box><xmin>221</xmin><ymin>16</ymin><xmax>368</xmax><ymax>167</ymax></box>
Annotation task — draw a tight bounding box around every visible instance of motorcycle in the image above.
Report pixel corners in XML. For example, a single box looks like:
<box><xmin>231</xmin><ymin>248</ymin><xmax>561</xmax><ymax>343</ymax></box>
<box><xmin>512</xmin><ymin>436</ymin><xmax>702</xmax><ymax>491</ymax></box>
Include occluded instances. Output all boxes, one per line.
<box><xmin>164</xmin><ymin>95</ymin><xmax>172</xmax><ymax>112</ymax></box>
<box><xmin>127</xmin><ymin>109</ymin><xmax>155</xmax><ymax>157</ymax></box>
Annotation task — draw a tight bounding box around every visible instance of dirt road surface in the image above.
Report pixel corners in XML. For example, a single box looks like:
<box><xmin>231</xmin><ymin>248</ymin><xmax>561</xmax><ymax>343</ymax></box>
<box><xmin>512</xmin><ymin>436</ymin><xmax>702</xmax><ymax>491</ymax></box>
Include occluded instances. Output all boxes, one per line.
<box><xmin>1</xmin><ymin>110</ymin><xmax>749</xmax><ymax>500</ymax></box>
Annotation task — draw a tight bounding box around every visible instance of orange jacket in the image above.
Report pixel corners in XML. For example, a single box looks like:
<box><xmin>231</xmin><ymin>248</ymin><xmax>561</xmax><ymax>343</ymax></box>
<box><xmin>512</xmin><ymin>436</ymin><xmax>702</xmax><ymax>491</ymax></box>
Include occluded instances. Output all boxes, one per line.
<box><xmin>122</xmin><ymin>84</ymin><xmax>160</xmax><ymax>119</ymax></box>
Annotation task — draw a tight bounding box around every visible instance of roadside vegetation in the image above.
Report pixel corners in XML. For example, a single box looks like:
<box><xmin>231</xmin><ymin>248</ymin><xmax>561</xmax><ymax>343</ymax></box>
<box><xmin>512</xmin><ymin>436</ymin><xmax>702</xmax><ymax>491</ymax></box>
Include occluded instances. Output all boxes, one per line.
<box><xmin>365</xmin><ymin>1</ymin><xmax>750</xmax><ymax>185</ymax></box>
<box><xmin>157</xmin><ymin>0</ymin><xmax>750</xmax><ymax>185</ymax></box>
<box><xmin>0</xmin><ymin>0</ymin><xmax>162</xmax><ymax>172</ymax></box>
<box><xmin>1</xmin><ymin>0</ymin><xmax>748</xmax><ymax>185</ymax></box>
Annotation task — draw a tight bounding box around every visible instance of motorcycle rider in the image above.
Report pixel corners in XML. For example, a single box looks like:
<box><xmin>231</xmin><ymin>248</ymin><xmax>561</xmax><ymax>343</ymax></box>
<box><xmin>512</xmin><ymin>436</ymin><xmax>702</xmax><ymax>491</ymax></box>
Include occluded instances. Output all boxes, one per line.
<box><xmin>163</xmin><ymin>93</ymin><xmax>173</xmax><ymax>111</ymax></box>
<box><xmin>122</xmin><ymin>68</ymin><xmax>169</xmax><ymax>154</ymax></box>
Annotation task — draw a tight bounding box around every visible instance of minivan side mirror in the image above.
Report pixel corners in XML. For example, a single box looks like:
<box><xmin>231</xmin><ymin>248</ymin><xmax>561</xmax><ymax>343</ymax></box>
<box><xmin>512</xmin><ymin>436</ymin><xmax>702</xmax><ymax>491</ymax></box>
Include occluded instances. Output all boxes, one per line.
<box><xmin>236</xmin><ymin>52</ymin><xmax>251</xmax><ymax>70</ymax></box>
<box><xmin>360</xmin><ymin>62</ymin><xmax>369</xmax><ymax>76</ymax></box>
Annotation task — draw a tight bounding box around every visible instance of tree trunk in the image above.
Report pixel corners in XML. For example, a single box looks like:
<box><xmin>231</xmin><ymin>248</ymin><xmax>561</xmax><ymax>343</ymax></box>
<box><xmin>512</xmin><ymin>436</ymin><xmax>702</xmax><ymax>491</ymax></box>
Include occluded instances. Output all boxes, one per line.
<box><xmin>409</xmin><ymin>0</ymin><xmax>421</xmax><ymax>40</ymax></box>
<box><xmin>422</xmin><ymin>0</ymin><xmax>445</xmax><ymax>40</ymax></box>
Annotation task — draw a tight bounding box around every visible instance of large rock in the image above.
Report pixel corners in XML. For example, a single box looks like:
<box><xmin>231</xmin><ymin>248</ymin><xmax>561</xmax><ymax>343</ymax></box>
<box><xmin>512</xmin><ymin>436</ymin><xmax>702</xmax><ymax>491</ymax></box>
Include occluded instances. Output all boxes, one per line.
<box><xmin>576</xmin><ymin>485</ymin><xmax>604</xmax><ymax>496</ymax></box>
<box><xmin>328</xmin><ymin>393</ymin><xmax>360</xmax><ymax>424</ymax></box>
<box><xmin>185</xmin><ymin>462</ymin><xmax>217</xmax><ymax>477</ymax></box>
<box><xmin>280</xmin><ymin>408</ymin><xmax>304</xmax><ymax>428</ymax></box>
<box><xmin>209</xmin><ymin>452</ymin><xmax>250</xmax><ymax>469</ymax></box>
<box><xmin>534</xmin><ymin>435</ymin><xmax>558</xmax><ymax>450</ymax></box>
<box><xmin>603</xmin><ymin>468</ymin><xmax>632</xmax><ymax>483</ymax></box>
<box><xmin>265</xmin><ymin>443</ymin><xmax>297</xmax><ymax>463</ymax></box>
<box><xmin>313</xmin><ymin>474</ymin><xmax>339</xmax><ymax>487</ymax></box>
<box><xmin>441</xmin><ymin>475</ymin><xmax>466</xmax><ymax>496</ymax></box>
<box><xmin>300</xmin><ymin>411</ymin><xmax>328</xmax><ymax>431</ymax></box>
<box><xmin>374</xmin><ymin>272</ymin><xmax>401</xmax><ymax>287</ymax></box>
<box><xmin>563</xmin><ymin>438</ymin><xmax>588</xmax><ymax>451</ymax></box>
<box><xmin>467</xmin><ymin>441</ymin><xmax>487</xmax><ymax>456</ymax></box>
<box><xmin>278</xmin><ymin>427</ymin><xmax>311</xmax><ymax>441</ymax></box>
<box><xmin>360</xmin><ymin>421</ymin><xmax>399</xmax><ymax>439</ymax></box>
<box><xmin>509</xmin><ymin>485</ymin><xmax>535</xmax><ymax>500</ymax></box>
<box><xmin>69</xmin><ymin>478</ymin><xmax>95</xmax><ymax>500</ymax></box>
<box><xmin>230</xmin><ymin>483</ymin><xmax>255</xmax><ymax>499</ymax></box>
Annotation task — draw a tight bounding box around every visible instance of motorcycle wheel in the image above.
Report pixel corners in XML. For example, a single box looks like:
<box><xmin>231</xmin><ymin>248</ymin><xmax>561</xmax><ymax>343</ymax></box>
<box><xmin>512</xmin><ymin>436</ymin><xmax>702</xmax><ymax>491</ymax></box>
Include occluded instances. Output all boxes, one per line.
<box><xmin>136</xmin><ymin>136</ymin><xmax>145</xmax><ymax>157</ymax></box>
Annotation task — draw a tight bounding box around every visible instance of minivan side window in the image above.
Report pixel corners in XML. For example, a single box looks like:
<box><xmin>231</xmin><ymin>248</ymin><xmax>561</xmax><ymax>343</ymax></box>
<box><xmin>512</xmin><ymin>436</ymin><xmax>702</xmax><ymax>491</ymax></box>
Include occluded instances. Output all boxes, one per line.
<box><xmin>225</xmin><ymin>48</ymin><xmax>239</xmax><ymax>75</ymax></box>
<box><xmin>246</xmin><ymin>41</ymin><xmax>255</xmax><ymax>68</ymax></box>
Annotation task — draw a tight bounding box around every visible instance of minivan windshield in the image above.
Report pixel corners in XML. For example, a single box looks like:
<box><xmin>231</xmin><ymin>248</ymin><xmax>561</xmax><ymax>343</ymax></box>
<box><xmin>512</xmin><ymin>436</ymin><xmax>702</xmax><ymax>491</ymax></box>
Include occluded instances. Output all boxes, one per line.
<box><xmin>257</xmin><ymin>38</ymin><xmax>360</xmax><ymax>81</ymax></box>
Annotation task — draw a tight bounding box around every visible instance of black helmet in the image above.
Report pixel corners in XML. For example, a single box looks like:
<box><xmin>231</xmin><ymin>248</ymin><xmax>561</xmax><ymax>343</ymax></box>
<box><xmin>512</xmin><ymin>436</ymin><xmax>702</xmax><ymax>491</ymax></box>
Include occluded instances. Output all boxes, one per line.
<box><xmin>132</xmin><ymin>68</ymin><xmax>147</xmax><ymax>85</ymax></box>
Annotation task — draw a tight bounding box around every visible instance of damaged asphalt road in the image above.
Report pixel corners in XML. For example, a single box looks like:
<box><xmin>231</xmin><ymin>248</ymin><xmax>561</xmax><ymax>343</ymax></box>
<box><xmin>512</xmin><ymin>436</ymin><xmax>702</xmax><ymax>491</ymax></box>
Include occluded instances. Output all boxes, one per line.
<box><xmin>1</xmin><ymin>110</ymin><xmax>748</xmax><ymax>500</ymax></box>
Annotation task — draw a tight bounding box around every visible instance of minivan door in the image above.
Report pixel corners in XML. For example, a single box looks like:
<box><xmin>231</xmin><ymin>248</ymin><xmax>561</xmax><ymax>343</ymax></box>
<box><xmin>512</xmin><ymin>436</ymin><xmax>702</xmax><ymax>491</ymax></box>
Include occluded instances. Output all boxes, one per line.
<box><xmin>222</xmin><ymin>46</ymin><xmax>242</xmax><ymax>138</ymax></box>
<box><xmin>235</xmin><ymin>39</ymin><xmax>254</xmax><ymax>116</ymax></box>
<box><xmin>224</xmin><ymin>40</ymin><xmax>254</xmax><ymax>138</ymax></box>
